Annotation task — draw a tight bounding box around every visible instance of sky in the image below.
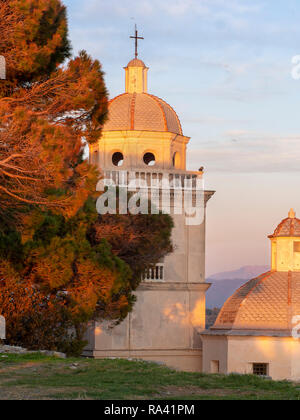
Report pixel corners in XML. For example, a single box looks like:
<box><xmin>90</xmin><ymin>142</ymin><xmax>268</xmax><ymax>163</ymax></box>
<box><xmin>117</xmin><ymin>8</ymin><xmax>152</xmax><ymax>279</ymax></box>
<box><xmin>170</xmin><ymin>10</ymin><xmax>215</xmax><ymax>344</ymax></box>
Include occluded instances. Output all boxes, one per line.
<box><xmin>64</xmin><ymin>0</ymin><xmax>300</xmax><ymax>276</ymax></box>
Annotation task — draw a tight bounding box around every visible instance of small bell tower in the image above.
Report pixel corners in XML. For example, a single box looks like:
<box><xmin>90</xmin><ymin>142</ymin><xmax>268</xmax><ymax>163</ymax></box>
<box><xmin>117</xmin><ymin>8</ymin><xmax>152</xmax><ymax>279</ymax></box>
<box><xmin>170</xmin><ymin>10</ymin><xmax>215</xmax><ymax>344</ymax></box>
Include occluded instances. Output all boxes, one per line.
<box><xmin>269</xmin><ymin>209</ymin><xmax>300</xmax><ymax>272</ymax></box>
<box><xmin>124</xmin><ymin>59</ymin><xmax>148</xmax><ymax>94</ymax></box>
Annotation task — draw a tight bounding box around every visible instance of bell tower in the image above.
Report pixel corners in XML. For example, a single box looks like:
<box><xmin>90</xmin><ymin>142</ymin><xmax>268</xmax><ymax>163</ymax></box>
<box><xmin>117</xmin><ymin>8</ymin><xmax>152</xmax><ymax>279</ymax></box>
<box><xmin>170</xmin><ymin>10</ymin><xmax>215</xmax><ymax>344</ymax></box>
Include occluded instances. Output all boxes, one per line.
<box><xmin>86</xmin><ymin>35</ymin><xmax>215</xmax><ymax>372</ymax></box>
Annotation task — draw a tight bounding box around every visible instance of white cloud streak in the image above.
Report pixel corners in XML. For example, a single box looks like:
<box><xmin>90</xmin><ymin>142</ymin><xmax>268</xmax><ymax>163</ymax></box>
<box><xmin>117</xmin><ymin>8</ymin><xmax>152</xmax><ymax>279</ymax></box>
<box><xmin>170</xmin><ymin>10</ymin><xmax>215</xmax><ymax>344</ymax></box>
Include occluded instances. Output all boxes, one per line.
<box><xmin>188</xmin><ymin>133</ymin><xmax>300</xmax><ymax>173</ymax></box>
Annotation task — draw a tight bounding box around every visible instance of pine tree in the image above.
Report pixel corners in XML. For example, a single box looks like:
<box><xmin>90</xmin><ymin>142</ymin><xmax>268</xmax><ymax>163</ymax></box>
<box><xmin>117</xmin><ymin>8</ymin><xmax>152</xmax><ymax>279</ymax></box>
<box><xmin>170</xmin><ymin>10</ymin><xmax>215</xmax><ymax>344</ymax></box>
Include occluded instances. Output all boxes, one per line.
<box><xmin>0</xmin><ymin>0</ymin><xmax>174</xmax><ymax>353</ymax></box>
<box><xmin>0</xmin><ymin>0</ymin><xmax>71</xmax><ymax>90</ymax></box>
<box><xmin>91</xmin><ymin>213</ymin><xmax>174</xmax><ymax>289</ymax></box>
<box><xmin>0</xmin><ymin>1</ymin><xmax>108</xmax><ymax>215</ymax></box>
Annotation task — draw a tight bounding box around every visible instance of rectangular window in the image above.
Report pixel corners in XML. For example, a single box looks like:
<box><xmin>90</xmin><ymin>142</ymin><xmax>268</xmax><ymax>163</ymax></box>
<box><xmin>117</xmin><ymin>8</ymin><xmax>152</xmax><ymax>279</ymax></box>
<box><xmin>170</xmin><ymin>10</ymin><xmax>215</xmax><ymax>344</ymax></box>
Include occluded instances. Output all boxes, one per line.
<box><xmin>253</xmin><ymin>363</ymin><xmax>268</xmax><ymax>376</ymax></box>
<box><xmin>294</xmin><ymin>242</ymin><xmax>300</xmax><ymax>253</ymax></box>
<box><xmin>210</xmin><ymin>360</ymin><xmax>220</xmax><ymax>374</ymax></box>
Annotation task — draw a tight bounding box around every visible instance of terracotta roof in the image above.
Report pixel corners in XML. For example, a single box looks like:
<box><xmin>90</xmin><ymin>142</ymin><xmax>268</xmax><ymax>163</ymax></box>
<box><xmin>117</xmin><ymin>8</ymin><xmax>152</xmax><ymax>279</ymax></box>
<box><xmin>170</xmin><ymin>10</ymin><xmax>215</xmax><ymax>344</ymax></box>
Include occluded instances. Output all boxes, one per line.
<box><xmin>212</xmin><ymin>271</ymin><xmax>300</xmax><ymax>334</ymax></box>
<box><xmin>103</xmin><ymin>93</ymin><xmax>183</xmax><ymax>135</ymax></box>
<box><xmin>127</xmin><ymin>59</ymin><xmax>146</xmax><ymax>68</ymax></box>
<box><xmin>269</xmin><ymin>209</ymin><xmax>300</xmax><ymax>238</ymax></box>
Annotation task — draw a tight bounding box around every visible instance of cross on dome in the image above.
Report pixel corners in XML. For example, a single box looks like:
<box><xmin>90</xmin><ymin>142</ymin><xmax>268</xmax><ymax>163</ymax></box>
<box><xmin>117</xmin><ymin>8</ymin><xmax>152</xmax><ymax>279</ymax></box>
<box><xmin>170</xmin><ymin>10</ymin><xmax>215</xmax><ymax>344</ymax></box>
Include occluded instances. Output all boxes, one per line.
<box><xmin>130</xmin><ymin>25</ymin><xmax>144</xmax><ymax>59</ymax></box>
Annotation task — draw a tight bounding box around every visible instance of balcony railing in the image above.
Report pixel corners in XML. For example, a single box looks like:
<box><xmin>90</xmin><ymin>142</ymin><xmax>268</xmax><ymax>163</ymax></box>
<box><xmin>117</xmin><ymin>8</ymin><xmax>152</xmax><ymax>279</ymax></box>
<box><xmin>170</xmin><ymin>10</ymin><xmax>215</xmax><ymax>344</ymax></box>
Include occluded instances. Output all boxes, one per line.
<box><xmin>142</xmin><ymin>264</ymin><xmax>164</xmax><ymax>282</ymax></box>
<box><xmin>102</xmin><ymin>169</ymin><xmax>202</xmax><ymax>190</ymax></box>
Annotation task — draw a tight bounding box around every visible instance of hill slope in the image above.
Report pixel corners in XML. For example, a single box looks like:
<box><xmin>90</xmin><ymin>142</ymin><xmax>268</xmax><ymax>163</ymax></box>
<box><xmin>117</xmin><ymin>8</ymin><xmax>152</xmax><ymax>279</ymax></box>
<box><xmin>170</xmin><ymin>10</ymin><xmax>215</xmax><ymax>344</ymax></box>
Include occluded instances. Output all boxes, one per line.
<box><xmin>206</xmin><ymin>266</ymin><xmax>269</xmax><ymax>308</ymax></box>
<box><xmin>0</xmin><ymin>353</ymin><xmax>299</xmax><ymax>400</ymax></box>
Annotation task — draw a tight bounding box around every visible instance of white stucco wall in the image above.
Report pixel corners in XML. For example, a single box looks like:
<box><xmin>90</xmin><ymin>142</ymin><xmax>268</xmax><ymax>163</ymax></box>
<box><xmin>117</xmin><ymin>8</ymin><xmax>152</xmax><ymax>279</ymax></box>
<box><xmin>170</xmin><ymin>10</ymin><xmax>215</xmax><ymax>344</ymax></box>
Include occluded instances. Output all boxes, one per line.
<box><xmin>202</xmin><ymin>334</ymin><xmax>300</xmax><ymax>381</ymax></box>
<box><xmin>201</xmin><ymin>335</ymin><xmax>228</xmax><ymax>374</ymax></box>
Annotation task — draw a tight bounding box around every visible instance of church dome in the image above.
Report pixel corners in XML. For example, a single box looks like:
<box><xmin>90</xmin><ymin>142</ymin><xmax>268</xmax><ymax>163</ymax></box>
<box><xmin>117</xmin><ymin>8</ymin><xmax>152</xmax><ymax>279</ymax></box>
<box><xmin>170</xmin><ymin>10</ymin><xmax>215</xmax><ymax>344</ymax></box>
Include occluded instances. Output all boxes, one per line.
<box><xmin>212</xmin><ymin>271</ymin><xmax>300</xmax><ymax>334</ymax></box>
<box><xmin>103</xmin><ymin>56</ymin><xmax>183</xmax><ymax>135</ymax></box>
<box><xmin>269</xmin><ymin>209</ymin><xmax>300</xmax><ymax>238</ymax></box>
<box><xmin>103</xmin><ymin>92</ymin><xmax>183</xmax><ymax>135</ymax></box>
<box><xmin>211</xmin><ymin>210</ymin><xmax>300</xmax><ymax>336</ymax></box>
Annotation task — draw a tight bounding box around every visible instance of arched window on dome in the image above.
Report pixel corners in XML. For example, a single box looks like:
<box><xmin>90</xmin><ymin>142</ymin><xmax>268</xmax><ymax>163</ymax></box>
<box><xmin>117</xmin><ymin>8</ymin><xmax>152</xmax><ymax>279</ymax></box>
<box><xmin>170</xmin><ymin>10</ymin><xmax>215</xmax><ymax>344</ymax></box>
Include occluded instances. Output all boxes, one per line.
<box><xmin>172</xmin><ymin>152</ymin><xmax>181</xmax><ymax>169</ymax></box>
<box><xmin>112</xmin><ymin>152</ymin><xmax>124</xmax><ymax>167</ymax></box>
<box><xmin>143</xmin><ymin>152</ymin><xmax>156</xmax><ymax>167</ymax></box>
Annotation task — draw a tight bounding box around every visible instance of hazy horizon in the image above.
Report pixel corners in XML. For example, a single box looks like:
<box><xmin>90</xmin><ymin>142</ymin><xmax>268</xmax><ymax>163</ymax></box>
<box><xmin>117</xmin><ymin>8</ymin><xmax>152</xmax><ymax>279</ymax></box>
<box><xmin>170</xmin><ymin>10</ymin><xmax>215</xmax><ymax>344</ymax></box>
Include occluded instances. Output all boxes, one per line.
<box><xmin>64</xmin><ymin>0</ymin><xmax>300</xmax><ymax>276</ymax></box>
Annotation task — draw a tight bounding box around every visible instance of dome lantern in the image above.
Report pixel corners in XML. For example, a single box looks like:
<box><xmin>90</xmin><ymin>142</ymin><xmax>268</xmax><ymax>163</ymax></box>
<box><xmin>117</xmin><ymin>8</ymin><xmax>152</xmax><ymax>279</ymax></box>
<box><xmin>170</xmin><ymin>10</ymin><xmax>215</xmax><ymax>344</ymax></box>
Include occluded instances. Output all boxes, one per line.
<box><xmin>289</xmin><ymin>208</ymin><xmax>296</xmax><ymax>219</ymax></box>
<box><xmin>124</xmin><ymin>58</ymin><xmax>148</xmax><ymax>94</ymax></box>
<box><xmin>125</xmin><ymin>26</ymin><xmax>148</xmax><ymax>93</ymax></box>
<box><xmin>268</xmin><ymin>209</ymin><xmax>300</xmax><ymax>272</ymax></box>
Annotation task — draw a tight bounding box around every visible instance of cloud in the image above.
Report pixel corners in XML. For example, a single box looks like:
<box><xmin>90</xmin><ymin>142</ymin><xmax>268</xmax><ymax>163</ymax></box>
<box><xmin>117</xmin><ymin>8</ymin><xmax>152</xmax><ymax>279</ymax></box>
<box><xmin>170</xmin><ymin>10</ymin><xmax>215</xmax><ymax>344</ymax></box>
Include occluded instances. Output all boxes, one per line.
<box><xmin>78</xmin><ymin>0</ymin><xmax>262</xmax><ymax>18</ymax></box>
<box><xmin>70</xmin><ymin>0</ymin><xmax>262</xmax><ymax>29</ymax></box>
<box><xmin>153</xmin><ymin>0</ymin><xmax>261</xmax><ymax>18</ymax></box>
<box><xmin>225</xmin><ymin>129</ymin><xmax>250</xmax><ymax>137</ymax></box>
<box><xmin>64</xmin><ymin>0</ymin><xmax>300</xmax><ymax>178</ymax></box>
<box><xmin>188</xmin><ymin>133</ymin><xmax>300</xmax><ymax>173</ymax></box>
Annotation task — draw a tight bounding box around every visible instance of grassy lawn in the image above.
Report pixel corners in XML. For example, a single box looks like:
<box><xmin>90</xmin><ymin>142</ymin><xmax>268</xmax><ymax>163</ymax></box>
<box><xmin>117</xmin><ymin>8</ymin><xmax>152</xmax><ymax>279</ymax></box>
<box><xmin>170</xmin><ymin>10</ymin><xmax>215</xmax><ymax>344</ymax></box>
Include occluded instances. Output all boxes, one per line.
<box><xmin>0</xmin><ymin>353</ymin><xmax>299</xmax><ymax>400</ymax></box>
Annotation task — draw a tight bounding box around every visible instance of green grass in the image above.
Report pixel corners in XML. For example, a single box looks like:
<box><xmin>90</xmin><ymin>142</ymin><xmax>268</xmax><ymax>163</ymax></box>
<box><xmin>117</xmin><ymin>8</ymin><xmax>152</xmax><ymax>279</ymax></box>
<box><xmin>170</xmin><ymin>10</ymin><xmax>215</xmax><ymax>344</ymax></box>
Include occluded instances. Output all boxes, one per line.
<box><xmin>0</xmin><ymin>353</ymin><xmax>299</xmax><ymax>400</ymax></box>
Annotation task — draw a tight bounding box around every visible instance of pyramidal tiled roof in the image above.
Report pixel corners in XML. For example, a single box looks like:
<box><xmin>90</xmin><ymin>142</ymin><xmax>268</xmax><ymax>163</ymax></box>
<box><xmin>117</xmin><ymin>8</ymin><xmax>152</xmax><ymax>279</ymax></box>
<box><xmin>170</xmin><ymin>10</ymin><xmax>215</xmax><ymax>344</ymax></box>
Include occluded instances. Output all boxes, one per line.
<box><xmin>103</xmin><ymin>92</ymin><xmax>183</xmax><ymax>135</ymax></box>
<box><xmin>269</xmin><ymin>209</ymin><xmax>300</xmax><ymax>238</ymax></box>
<box><xmin>212</xmin><ymin>271</ymin><xmax>300</xmax><ymax>334</ymax></box>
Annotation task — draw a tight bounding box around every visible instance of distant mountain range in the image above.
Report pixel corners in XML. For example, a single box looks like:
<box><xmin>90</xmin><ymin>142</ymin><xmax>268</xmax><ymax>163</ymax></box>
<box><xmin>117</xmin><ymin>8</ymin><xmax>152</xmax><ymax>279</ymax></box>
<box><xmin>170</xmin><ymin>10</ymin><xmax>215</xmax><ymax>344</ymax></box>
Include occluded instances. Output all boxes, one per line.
<box><xmin>206</xmin><ymin>265</ymin><xmax>270</xmax><ymax>309</ymax></box>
